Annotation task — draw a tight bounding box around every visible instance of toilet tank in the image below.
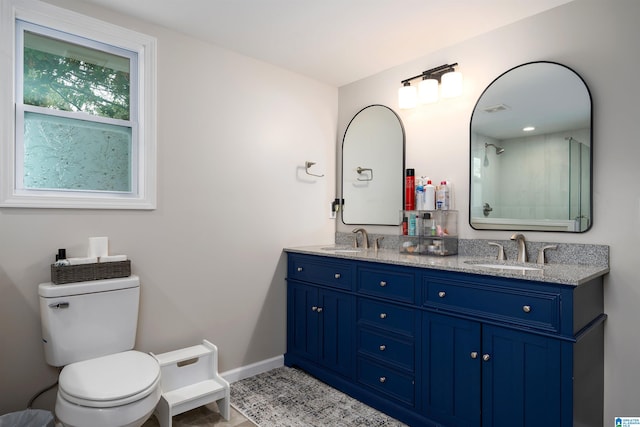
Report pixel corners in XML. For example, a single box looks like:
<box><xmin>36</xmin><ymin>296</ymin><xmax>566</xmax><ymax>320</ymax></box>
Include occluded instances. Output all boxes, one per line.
<box><xmin>39</xmin><ymin>275</ymin><xmax>141</xmax><ymax>367</ymax></box>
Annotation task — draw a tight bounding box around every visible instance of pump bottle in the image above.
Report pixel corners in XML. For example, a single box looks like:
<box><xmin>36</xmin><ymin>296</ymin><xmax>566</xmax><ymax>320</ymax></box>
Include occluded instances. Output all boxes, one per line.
<box><xmin>415</xmin><ymin>177</ymin><xmax>425</xmax><ymax>210</ymax></box>
<box><xmin>425</xmin><ymin>178</ymin><xmax>436</xmax><ymax>210</ymax></box>
<box><xmin>436</xmin><ymin>180</ymin><xmax>450</xmax><ymax>210</ymax></box>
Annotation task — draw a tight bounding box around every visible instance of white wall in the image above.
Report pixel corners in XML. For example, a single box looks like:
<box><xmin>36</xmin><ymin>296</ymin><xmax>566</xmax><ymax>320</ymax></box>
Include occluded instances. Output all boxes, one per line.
<box><xmin>337</xmin><ymin>0</ymin><xmax>640</xmax><ymax>422</ymax></box>
<box><xmin>0</xmin><ymin>0</ymin><xmax>337</xmax><ymax>414</ymax></box>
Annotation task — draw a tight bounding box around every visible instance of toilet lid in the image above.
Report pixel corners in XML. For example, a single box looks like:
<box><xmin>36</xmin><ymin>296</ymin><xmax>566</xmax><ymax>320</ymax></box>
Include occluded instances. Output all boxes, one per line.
<box><xmin>59</xmin><ymin>351</ymin><xmax>160</xmax><ymax>405</ymax></box>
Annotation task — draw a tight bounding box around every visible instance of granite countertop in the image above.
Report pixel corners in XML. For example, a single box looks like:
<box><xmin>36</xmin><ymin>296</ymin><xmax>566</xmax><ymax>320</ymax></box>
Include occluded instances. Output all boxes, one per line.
<box><xmin>284</xmin><ymin>245</ymin><xmax>609</xmax><ymax>286</ymax></box>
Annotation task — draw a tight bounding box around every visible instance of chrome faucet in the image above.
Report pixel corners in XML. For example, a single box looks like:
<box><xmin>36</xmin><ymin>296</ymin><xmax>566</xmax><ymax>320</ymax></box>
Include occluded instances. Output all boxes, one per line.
<box><xmin>374</xmin><ymin>236</ymin><xmax>384</xmax><ymax>251</ymax></box>
<box><xmin>510</xmin><ymin>233</ymin><xmax>527</xmax><ymax>262</ymax></box>
<box><xmin>352</xmin><ymin>228</ymin><xmax>369</xmax><ymax>249</ymax></box>
<box><xmin>537</xmin><ymin>244</ymin><xmax>558</xmax><ymax>265</ymax></box>
<box><xmin>488</xmin><ymin>242</ymin><xmax>506</xmax><ymax>261</ymax></box>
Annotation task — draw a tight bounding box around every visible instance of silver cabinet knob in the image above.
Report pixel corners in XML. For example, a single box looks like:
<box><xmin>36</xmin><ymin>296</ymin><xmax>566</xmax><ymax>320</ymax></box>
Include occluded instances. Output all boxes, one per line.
<box><xmin>379</xmin><ymin>313</ymin><xmax>387</xmax><ymax>319</ymax></box>
<box><xmin>379</xmin><ymin>345</ymin><xmax>386</xmax><ymax>351</ymax></box>
<box><xmin>334</xmin><ymin>273</ymin><xmax>341</xmax><ymax>279</ymax></box>
<box><xmin>379</xmin><ymin>377</ymin><xmax>387</xmax><ymax>383</ymax></box>
<box><xmin>523</xmin><ymin>305</ymin><xmax>531</xmax><ymax>313</ymax></box>
<box><xmin>483</xmin><ymin>354</ymin><xmax>491</xmax><ymax>361</ymax></box>
<box><xmin>297</xmin><ymin>267</ymin><xmax>303</xmax><ymax>272</ymax></box>
<box><xmin>379</xmin><ymin>281</ymin><xmax>387</xmax><ymax>287</ymax></box>
<box><xmin>311</xmin><ymin>306</ymin><xmax>318</xmax><ymax>311</ymax></box>
<box><xmin>317</xmin><ymin>307</ymin><xmax>323</xmax><ymax>313</ymax></box>
<box><xmin>470</xmin><ymin>351</ymin><xmax>478</xmax><ymax>359</ymax></box>
<box><xmin>438</xmin><ymin>291</ymin><xmax>446</xmax><ymax>298</ymax></box>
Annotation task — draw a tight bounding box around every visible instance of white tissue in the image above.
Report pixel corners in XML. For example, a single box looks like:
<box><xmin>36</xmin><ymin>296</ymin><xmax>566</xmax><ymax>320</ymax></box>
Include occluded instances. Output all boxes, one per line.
<box><xmin>100</xmin><ymin>254</ymin><xmax>127</xmax><ymax>263</ymax></box>
<box><xmin>88</xmin><ymin>237</ymin><xmax>109</xmax><ymax>258</ymax></box>
<box><xmin>68</xmin><ymin>257</ymin><xmax>98</xmax><ymax>265</ymax></box>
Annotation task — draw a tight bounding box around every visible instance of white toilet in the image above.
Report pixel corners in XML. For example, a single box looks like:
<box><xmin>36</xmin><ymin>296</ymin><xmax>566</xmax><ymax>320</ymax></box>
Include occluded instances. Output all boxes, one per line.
<box><xmin>39</xmin><ymin>275</ymin><xmax>161</xmax><ymax>427</ymax></box>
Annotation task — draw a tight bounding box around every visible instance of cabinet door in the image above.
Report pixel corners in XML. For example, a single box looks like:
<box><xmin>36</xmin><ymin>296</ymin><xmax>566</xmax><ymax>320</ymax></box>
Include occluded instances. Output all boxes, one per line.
<box><xmin>318</xmin><ymin>288</ymin><xmax>355</xmax><ymax>377</ymax></box>
<box><xmin>482</xmin><ymin>324</ymin><xmax>561</xmax><ymax>427</ymax></box>
<box><xmin>422</xmin><ymin>312</ymin><xmax>481</xmax><ymax>427</ymax></box>
<box><xmin>287</xmin><ymin>282</ymin><xmax>318</xmax><ymax>361</ymax></box>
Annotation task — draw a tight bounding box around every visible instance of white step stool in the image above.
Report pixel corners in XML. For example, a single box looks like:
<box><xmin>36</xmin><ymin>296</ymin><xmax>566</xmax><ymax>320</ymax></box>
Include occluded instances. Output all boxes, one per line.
<box><xmin>151</xmin><ymin>340</ymin><xmax>230</xmax><ymax>427</ymax></box>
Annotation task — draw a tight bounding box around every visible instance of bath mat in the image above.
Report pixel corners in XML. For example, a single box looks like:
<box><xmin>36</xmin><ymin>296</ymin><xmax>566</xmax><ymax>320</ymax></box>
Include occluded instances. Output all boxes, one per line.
<box><xmin>230</xmin><ymin>366</ymin><xmax>407</xmax><ymax>427</ymax></box>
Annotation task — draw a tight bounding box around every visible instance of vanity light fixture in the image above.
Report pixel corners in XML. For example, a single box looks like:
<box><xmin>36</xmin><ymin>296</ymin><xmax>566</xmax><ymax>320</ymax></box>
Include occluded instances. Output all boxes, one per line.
<box><xmin>398</xmin><ymin>82</ymin><xmax>418</xmax><ymax>109</ymax></box>
<box><xmin>398</xmin><ymin>63</ymin><xmax>462</xmax><ymax>109</ymax></box>
<box><xmin>523</xmin><ymin>126</ymin><xmax>536</xmax><ymax>132</ymax></box>
<box><xmin>418</xmin><ymin>77</ymin><xmax>439</xmax><ymax>104</ymax></box>
<box><xmin>441</xmin><ymin>69</ymin><xmax>463</xmax><ymax>98</ymax></box>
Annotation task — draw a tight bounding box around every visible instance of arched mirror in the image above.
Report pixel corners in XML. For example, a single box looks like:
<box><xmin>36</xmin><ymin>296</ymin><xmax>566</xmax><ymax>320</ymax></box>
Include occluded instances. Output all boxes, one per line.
<box><xmin>470</xmin><ymin>61</ymin><xmax>592</xmax><ymax>232</ymax></box>
<box><xmin>342</xmin><ymin>105</ymin><xmax>405</xmax><ymax>225</ymax></box>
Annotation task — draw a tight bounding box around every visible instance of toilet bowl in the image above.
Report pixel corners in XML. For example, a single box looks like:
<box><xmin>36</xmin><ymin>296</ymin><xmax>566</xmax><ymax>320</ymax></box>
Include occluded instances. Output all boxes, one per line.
<box><xmin>54</xmin><ymin>351</ymin><xmax>161</xmax><ymax>427</ymax></box>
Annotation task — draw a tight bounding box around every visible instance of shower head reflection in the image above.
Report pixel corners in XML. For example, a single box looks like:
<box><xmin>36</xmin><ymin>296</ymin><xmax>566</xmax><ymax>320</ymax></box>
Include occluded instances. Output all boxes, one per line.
<box><xmin>484</xmin><ymin>143</ymin><xmax>505</xmax><ymax>167</ymax></box>
<box><xmin>485</xmin><ymin>143</ymin><xmax>505</xmax><ymax>155</ymax></box>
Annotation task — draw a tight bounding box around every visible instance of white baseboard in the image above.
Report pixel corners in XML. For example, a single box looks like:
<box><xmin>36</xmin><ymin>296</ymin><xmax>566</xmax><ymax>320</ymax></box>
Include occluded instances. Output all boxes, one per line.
<box><xmin>221</xmin><ymin>355</ymin><xmax>284</xmax><ymax>383</ymax></box>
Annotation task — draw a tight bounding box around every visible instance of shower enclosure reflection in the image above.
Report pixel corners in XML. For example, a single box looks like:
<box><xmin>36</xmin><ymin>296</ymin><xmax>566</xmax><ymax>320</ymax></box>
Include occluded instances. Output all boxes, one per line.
<box><xmin>568</xmin><ymin>137</ymin><xmax>591</xmax><ymax>230</ymax></box>
<box><xmin>472</xmin><ymin>130</ymin><xmax>590</xmax><ymax>231</ymax></box>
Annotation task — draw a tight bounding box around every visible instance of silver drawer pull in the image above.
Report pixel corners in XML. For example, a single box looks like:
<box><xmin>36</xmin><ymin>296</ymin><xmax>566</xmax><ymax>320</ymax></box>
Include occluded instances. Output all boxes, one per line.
<box><xmin>317</xmin><ymin>307</ymin><xmax>323</xmax><ymax>313</ymax></box>
<box><xmin>522</xmin><ymin>305</ymin><xmax>531</xmax><ymax>313</ymax></box>
<box><xmin>334</xmin><ymin>273</ymin><xmax>341</xmax><ymax>279</ymax></box>
<box><xmin>297</xmin><ymin>267</ymin><xmax>303</xmax><ymax>272</ymax></box>
<box><xmin>49</xmin><ymin>302</ymin><xmax>69</xmax><ymax>309</ymax></box>
<box><xmin>379</xmin><ymin>376</ymin><xmax>387</xmax><ymax>383</ymax></box>
<box><xmin>483</xmin><ymin>354</ymin><xmax>491</xmax><ymax>362</ymax></box>
<box><xmin>438</xmin><ymin>291</ymin><xmax>446</xmax><ymax>298</ymax></box>
<box><xmin>311</xmin><ymin>306</ymin><xmax>318</xmax><ymax>312</ymax></box>
<box><xmin>379</xmin><ymin>281</ymin><xmax>387</xmax><ymax>287</ymax></box>
<box><xmin>379</xmin><ymin>313</ymin><xmax>387</xmax><ymax>319</ymax></box>
<box><xmin>379</xmin><ymin>345</ymin><xmax>386</xmax><ymax>351</ymax></box>
<box><xmin>470</xmin><ymin>351</ymin><xmax>478</xmax><ymax>359</ymax></box>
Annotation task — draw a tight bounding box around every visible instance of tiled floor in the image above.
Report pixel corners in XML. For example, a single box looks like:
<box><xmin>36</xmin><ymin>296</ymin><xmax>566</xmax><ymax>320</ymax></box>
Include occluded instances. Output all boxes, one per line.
<box><xmin>142</xmin><ymin>403</ymin><xmax>256</xmax><ymax>427</ymax></box>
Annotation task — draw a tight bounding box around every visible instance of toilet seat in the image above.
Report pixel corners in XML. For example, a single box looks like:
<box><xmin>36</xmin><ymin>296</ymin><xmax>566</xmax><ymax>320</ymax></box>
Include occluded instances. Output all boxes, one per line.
<box><xmin>58</xmin><ymin>350</ymin><xmax>160</xmax><ymax>408</ymax></box>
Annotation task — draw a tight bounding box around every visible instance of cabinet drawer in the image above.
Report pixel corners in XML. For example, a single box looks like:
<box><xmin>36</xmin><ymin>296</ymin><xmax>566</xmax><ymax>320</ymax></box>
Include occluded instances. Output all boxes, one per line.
<box><xmin>358</xmin><ymin>357</ymin><xmax>415</xmax><ymax>407</ymax></box>
<box><xmin>358</xmin><ymin>329</ymin><xmax>414</xmax><ymax>372</ymax></box>
<box><xmin>358</xmin><ymin>267</ymin><xmax>415</xmax><ymax>303</ymax></box>
<box><xmin>423</xmin><ymin>278</ymin><xmax>560</xmax><ymax>332</ymax></box>
<box><xmin>358</xmin><ymin>299</ymin><xmax>415</xmax><ymax>337</ymax></box>
<box><xmin>288</xmin><ymin>254</ymin><xmax>353</xmax><ymax>290</ymax></box>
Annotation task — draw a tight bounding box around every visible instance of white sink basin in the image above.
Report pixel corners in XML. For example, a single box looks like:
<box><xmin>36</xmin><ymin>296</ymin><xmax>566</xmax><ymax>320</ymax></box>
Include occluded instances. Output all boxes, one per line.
<box><xmin>320</xmin><ymin>247</ymin><xmax>362</xmax><ymax>253</ymax></box>
<box><xmin>475</xmin><ymin>264</ymin><xmax>542</xmax><ymax>271</ymax></box>
<box><xmin>465</xmin><ymin>261</ymin><xmax>542</xmax><ymax>272</ymax></box>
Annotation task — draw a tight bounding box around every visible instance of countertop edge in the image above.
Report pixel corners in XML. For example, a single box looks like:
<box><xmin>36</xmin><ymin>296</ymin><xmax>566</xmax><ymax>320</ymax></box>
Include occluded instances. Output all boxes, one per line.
<box><xmin>284</xmin><ymin>245</ymin><xmax>609</xmax><ymax>287</ymax></box>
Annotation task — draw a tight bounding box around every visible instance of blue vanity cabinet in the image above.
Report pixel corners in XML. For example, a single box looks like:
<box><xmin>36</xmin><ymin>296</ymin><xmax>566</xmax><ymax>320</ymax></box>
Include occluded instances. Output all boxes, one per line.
<box><xmin>422</xmin><ymin>270</ymin><xmax>603</xmax><ymax>427</ymax></box>
<box><xmin>481</xmin><ymin>324</ymin><xmax>561</xmax><ymax>426</ymax></box>
<box><xmin>356</xmin><ymin>266</ymin><xmax>419</xmax><ymax>409</ymax></box>
<box><xmin>422</xmin><ymin>312</ymin><xmax>482</xmax><ymax>426</ymax></box>
<box><xmin>286</xmin><ymin>254</ymin><xmax>356</xmax><ymax>378</ymax></box>
<box><xmin>423</xmin><ymin>313</ymin><xmax>562</xmax><ymax>426</ymax></box>
<box><xmin>285</xmin><ymin>252</ymin><xmax>605</xmax><ymax>427</ymax></box>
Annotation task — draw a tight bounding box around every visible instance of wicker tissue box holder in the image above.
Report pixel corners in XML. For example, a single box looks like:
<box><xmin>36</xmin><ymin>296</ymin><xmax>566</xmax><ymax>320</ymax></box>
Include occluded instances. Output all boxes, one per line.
<box><xmin>50</xmin><ymin>260</ymin><xmax>131</xmax><ymax>285</ymax></box>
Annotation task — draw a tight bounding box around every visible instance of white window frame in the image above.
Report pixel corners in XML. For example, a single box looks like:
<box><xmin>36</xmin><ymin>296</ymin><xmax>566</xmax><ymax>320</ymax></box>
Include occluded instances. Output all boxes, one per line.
<box><xmin>0</xmin><ymin>0</ymin><xmax>157</xmax><ymax>209</ymax></box>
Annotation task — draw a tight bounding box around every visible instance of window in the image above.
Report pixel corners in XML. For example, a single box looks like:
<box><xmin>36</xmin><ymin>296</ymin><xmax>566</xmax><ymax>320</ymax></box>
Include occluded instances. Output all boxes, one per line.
<box><xmin>0</xmin><ymin>0</ymin><xmax>157</xmax><ymax>209</ymax></box>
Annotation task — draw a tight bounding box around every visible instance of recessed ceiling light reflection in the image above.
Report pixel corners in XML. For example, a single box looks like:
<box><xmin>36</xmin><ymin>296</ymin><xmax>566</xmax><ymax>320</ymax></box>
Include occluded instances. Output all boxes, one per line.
<box><xmin>523</xmin><ymin>126</ymin><xmax>535</xmax><ymax>132</ymax></box>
